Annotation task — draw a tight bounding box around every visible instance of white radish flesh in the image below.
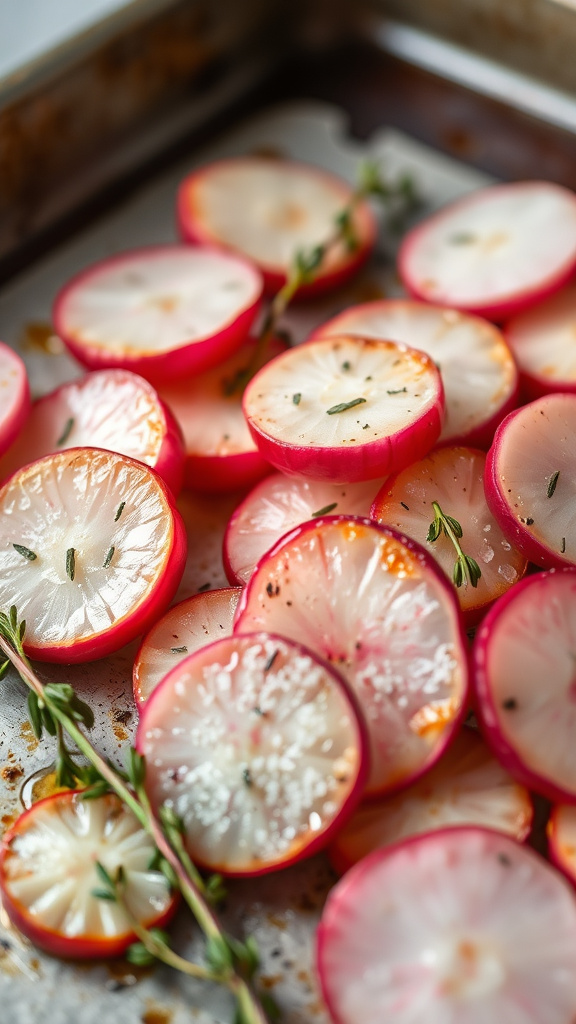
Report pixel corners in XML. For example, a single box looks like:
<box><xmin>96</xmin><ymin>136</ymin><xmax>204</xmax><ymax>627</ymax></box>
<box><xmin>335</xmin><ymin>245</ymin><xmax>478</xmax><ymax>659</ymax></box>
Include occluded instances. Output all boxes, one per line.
<box><xmin>506</xmin><ymin>282</ymin><xmax>576</xmax><ymax>398</ymax></box>
<box><xmin>0</xmin><ymin>342</ymin><xmax>30</xmax><ymax>457</ymax></box>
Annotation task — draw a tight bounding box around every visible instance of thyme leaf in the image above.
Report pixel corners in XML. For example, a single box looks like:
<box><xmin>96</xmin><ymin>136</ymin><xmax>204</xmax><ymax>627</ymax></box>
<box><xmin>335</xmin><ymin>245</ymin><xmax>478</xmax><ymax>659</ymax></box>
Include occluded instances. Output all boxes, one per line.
<box><xmin>326</xmin><ymin>397</ymin><xmax>366</xmax><ymax>415</ymax></box>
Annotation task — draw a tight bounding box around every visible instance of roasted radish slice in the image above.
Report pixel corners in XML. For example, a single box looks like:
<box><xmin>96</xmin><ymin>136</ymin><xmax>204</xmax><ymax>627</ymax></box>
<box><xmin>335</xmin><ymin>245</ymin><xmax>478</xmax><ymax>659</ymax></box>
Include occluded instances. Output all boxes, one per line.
<box><xmin>0</xmin><ymin>791</ymin><xmax>176</xmax><ymax>959</ymax></box>
<box><xmin>0</xmin><ymin>448</ymin><xmax>187</xmax><ymax>662</ymax></box>
<box><xmin>485</xmin><ymin>393</ymin><xmax>576</xmax><ymax>568</ymax></box>
<box><xmin>311</xmin><ymin>299</ymin><xmax>518</xmax><ymax>448</ymax></box>
<box><xmin>223</xmin><ymin>472</ymin><xmax>382</xmax><ymax>586</ymax></box>
<box><xmin>137</xmin><ymin>633</ymin><xmax>368</xmax><ymax>875</ymax></box>
<box><xmin>317</xmin><ymin>827</ymin><xmax>576</xmax><ymax>1024</ymax></box>
<box><xmin>0</xmin><ymin>369</ymin><xmax>185</xmax><ymax>495</ymax></box>
<box><xmin>177</xmin><ymin>157</ymin><xmax>377</xmax><ymax>296</ymax></box>
<box><xmin>243</xmin><ymin>336</ymin><xmax>444</xmax><ymax>483</ymax></box>
<box><xmin>0</xmin><ymin>342</ymin><xmax>30</xmax><ymax>456</ymax></box>
<box><xmin>399</xmin><ymin>181</ymin><xmax>576</xmax><ymax>319</ymax></box>
<box><xmin>330</xmin><ymin>728</ymin><xmax>533</xmax><ymax>874</ymax></box>
<box><xmin>506</xmin><ymin>282</ymin><xmax>576</xmax><ymax>399</ymax></box>
<box><xmin>133</xmin><ymin>586</ymin><xmax>242</xmax><ymax>705</ymax></box>
<box><xmin>548</xmin><ymin>805</ymin><xmax>576</xmax><ymax>886</ymax></box>
<box><xmin>371</xmin><ymin>447</ymin><xmax>527</xmax><ymax>626</ymax></box>
<box><xmin>474</xmin><ymin>568</ymin><xmax>576</xmax><ymax>804</ymax></box>
<box><xmin>160</xmin><ymin>335</ymin><xmax>285</xmax><ymax>493</ymax></box>
<box><xmin>234</xmin><ymin>516</ymin><xmax>468</xmax><ymax>797</ymax></box>
<box><xmin>53</xmin><ymin>245</ymin><xmax>263</xmax><ymax>383</ymax></box>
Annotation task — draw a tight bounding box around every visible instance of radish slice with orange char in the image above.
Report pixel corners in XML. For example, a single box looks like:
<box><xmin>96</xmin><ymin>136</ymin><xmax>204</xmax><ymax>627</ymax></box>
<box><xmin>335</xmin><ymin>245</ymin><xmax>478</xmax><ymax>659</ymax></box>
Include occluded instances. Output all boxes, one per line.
<box><xmin>137</xmin><ymin>632</ymin><xmax>368</xmax><ymax>875</ymax></box>
<box><xmin>0</xmin><ymin>369</ymin><xmax>185</xmax><ymax>495</ymax></box>
<box><xmin>330</xmin><ymin>727</ymin><xmax>533</xmax><ymax>874</ymax></box>
<box><xmin>0</xmin><ymin>791</ymin><xmax>177</xmax><ymax>959</ymax></box>
<box><xmin>243</xmin><ymin>336</ymin><xmax>444</xmax><ymax>482</ymax></box>
<box><xmin>177</xmin><ymin>156</ymin><xmax>377</xmax><ymax>296</ymax></box>
<box><xmin>53</xmin><ymin>245</ymin><xmax>263</xmax><ymax>383</ymax></box>
<box><xmin>548</xmin><ymin>805</ymin><xmax>576</xmax><ymax>887</ymax></box>
<box><xmin>223</xmin><ymin>471</ymin><xmax>383</xmax><ymax>586</ymax></box>
<box><xmin>474</xmin><ymin>568</ymin><xmax>576</xmax><ymax>804</ymax></box>
<box><xmin>311</xmin><ymin>299</ymin><xmax>518</xmax><ymax>448</ymax></box>
<box><xmin>399</xmin><ymin>181</ymin><xmax>576</xmax><ymax>319</ymax></box>
<box><xmin>317</xmin><ymin>827</ymin><xmax>576</xmax><ymax>1024</ymax></box>
<box><xmin>133</xmin><ymin>586</ymin><xmax>242</xmax><ymax>705</ymax></box>
<box><xmin>485</xmin><ymin>393</ymin><xmax>576</xmax><ymax>568</ymax></box>
<box><xmin>234</xmin><ymin>516</ymin><xmax>468</xmax><ymax>797</ymax></box>
<box><xmin>371</xmin><ymin>446</ymin><xmax>527</xmax><ymax>626</ymax></box>
<box><xmin>0</xmin><ymin>341</ymin><xmax>30</xmax><ymax>457</ymax></box>
<box><xmin>506</xmin><ymin>282</ymin><xmax>576</xmax><ymax>399</ymax></box>
<box><xmin>0</xmin><ymin>448</ymin><xmax>187</xmax><ymax>662</ymax></box>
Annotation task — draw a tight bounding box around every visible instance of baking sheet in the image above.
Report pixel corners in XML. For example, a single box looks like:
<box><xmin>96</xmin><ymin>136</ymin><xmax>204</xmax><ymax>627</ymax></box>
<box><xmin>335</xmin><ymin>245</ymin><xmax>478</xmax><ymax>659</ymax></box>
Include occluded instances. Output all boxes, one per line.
<box><xmin>0</xmin><ymin>100</ymin><xmax>491</xmax><ymax>1023</ymax></box>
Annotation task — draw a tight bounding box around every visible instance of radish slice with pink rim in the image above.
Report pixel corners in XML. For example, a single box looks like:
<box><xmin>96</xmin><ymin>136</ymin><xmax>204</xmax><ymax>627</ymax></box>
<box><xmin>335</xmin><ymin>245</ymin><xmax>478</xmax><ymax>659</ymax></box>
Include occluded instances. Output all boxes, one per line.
<box><xmin>485</xmin><ymin>393</ymin><xmax>576</xmax><ymax>568</ymax></box>
<box><xmin>137</xmin><ymin>632</ymin><xmax>368</xmax><ymax>876</ymax></box>
<box><xmin>0</xmin><ymin>447</ymin><xmax>187</xmax><ymax>663</ymax></box>
<box><xmin>548</xmin><ymin>805</ymin><xmax>576</xmax><ymax>886</ymax></box>
<box><xmin>0</xmin><ymin>791</ymin><xmax>177</xmax><ymax>959</ymax></box>
<box><xmin>133</xmin><ymin>586</ymin><xmax>242</xmax><ymax>705</ymax></box>
<box><xmin>234</xmin><ymin>516</ymin><xmax>468</xmax><ymax>798</ymax></box>
<box><xmin>398</xmin><ymin>181</ymin><xmax>576</xmax><ymax>319</ymax></box>
<box><xmin>310</xmin><ymin>299</ymin><xmax>518</xmax><ymax>448</ymax></box>
<box><xmin>242</xmin><ymin>335</ymin><xmax>444</xmax><ymax>483</ymax></box>
<box><xmin>0</xmin><ymin>342</ymin><xmax>30</xmax><ymax>457</ymax></box>
<box><xmin>317</xmin><ymin>826</ymin><xmax>576</xmax><ymax>1024</ymax></box>
<box><xmin>371</xmin><ymin>446</ymin><xmax>527</xmax><ymax>627</ymax></box>
<box><xmin>506</xmin><ymin>282</ymin><xmax>576</xmax><ymax>399</ymax></box>
<box><xmin>0</xmin><ymin>369</ymin><xmax>185</xmax><ymax>495</ymax></box>
<box><xmin>223</xmin><ymin>472</ymin><xmax>383</xmax><ymax>586</ymax></box>
<box><xmin>53</xmin><ymin>245</ymin><xmax>263</xmax><ymax>383</ymax></box>
<box><xmin>329</xmin><ymin>727</ymin><xmax>533</xmax><ymax>874</ymax></box>
<box><xmin>473</xmin><ymin>568</ymin><xmax>576</xmax><ymax>804</ymax></box>
<box><xmin>159</xmin><ymin>335</ymin><xmax>285</xmax><ymax>493</ymax></box>
<box><xmin>177</xmin><ymin>156</ymin><xmax>377</xmax><ymax>296</ymax></box>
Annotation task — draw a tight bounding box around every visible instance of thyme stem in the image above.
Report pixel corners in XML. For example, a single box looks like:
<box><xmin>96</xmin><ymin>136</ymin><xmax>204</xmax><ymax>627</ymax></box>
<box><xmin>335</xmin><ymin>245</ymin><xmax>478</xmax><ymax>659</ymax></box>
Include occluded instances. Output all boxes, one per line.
<box><xmin>427</xmin><ymin>500</ymin><xmax>482</xmax><ymax>589</ymax></box>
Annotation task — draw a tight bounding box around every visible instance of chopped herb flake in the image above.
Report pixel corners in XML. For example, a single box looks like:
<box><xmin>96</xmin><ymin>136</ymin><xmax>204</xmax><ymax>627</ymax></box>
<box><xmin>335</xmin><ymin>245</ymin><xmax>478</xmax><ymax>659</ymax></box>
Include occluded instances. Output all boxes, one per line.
<box><xmin>13</xmin><ymin>544</ymin><xmax>37</xmax><ymax>561</ymax></box>
<box><xmin>502</xmin><ymin>697</ymin><xmax>518</xmax><ymax>710</ymax></box>
<box><xmin>312</xmin><ymin>502</ymin><xmax>338</xmax><ymax>517</ymax></box>
<box><xmin>57</xmin><ymin>417</ymin><xmax>74</xmax><ymax>446</ymax></box>
<box><xmin>562</xmin><ymin>537</ymin><xmax>566</xmax><ymax>553</ymax></box>
<box><xmin>547</xmin><ymin>470</ymin><xmax>560</xmax><ymax>498</ymax></box>
<box><xmin>387</xmin><ymin>387</ymin><xmax>407</xmax><ymax>395</ymax></box>
<box><xmin>103</xmin><ymin>546</ymin><xmax>115</xmax><ymax>569</ymax></box>
<box><xmin>242</xmin><ymin>767</ymin><xmax>253</xmax><ymax>787</ymax></box>
<box><xmin>449</xmin><ymin>232</ymin><xmax>476</xmax><ymax>245</ymax></box>
<box><xmin>114</xmin><ymin>502</ymin><xmax>126</xmax><ymax>522</ymax></box>
<box><xmin>171</xmin><ymin>646</ymin><xmax>188</xmax><ymax>654</ymax></box>
<box><xmin>326</xmin><ymin>397</ymin><xmax>366</xmax><ymax>415</ymax></box>
<box><xmin>292</xmin><ymin>393</ymin><xmax>301</xmax><ymax>405</ymax></box>
<box><xmin>197</xmin><ymin>582</ymin><xmax>211</xmax><ymax>592</ymax></box>
<box><xmin>264</xmin><ymin>649</ymin><xmax>279</xmax><ymax>672</ymax></box>
<box><xmin>400</xmin><ymin>502</ymin><xmax>409</xmax><ymax>511</ymax></box>
<box><xmin>341</xmin><ymin>361</ymin><xmax>351</xmax><ymax>371</ymax></box>
<box><xmin>66</xmin><ymin>547</ymin><xmax>75</xmax><ymax>582</ymax></box>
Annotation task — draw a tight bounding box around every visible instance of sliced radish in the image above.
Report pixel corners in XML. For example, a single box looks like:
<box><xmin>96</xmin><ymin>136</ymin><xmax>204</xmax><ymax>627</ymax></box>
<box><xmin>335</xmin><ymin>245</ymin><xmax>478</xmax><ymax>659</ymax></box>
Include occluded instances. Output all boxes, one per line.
<box><xmin>0</xmin><ymin>447</ymin><xmax>187</xmax><ymax>662</ymax></box>
<box><xmin>242</xmin><ymin>336</ymin><xmax>444</xmax><ymax>483</ymax></box>
<box><xmin>0</xmin><ymin>342</ymin><xmax>30</xmax><ymax>457</ymax></box>
<box><xmin>371</xmin><ymin>446</ymin><xmax>528</xmax><ymax>626</ymax></box>
<box><xmin>223</xmin><ymin>472</ymin><xmax>383</xmax><ymax>586</ymax></box>
<box><xmin>310</xmin><ymin>299</ymin><xmax>518</xmax><ymax>448</ymax></box>
<box><xmin>137</xmin><ymin>632</ymin><xmax>368</xmax><ymax>875</ymax></box>
<box><xmin>548</xmin><ymin>805</ymin><xmax>576</xmax><ymax>887</ymax></box>
<box><xmin>0</xmin><ymin>369</ymin><xmax>185</xmax><ymax>496</ymax></box>
<box><xmin>159</xmin><ymin>335</ymin><xmax>285</xmax><ymax>493</ymax></box>
<box><xmin>506</xmin><ymin>282</ymin><xmax>576</xmax><ymax>399</ymax></box>
<box><xmin>317</xmin><ymin>826</ymin><xmax>576</xmax><ymax>1024</ymax></box>
<box><xmin>398</xmin><ymin>181</ymin><xmax>576</xmax><ymax>319</ymax></box>
<box><xmin>0</xmin><ymin>791</ymin><xmax>176</xmax><ymax>959</ymax></box>
<box><xmin>330</xmin><ymin>727</ymin><xmax>533</xmax><ymax>874</ymax></box>
<box><xmin>177</xmin><ymin>157</ymin><xmax>377</xmax><ymax>296</ymax></box>
<box><xmin>53</xmin><ymin>245</ymin><xmax>263</xmax><ymax>383</ymax></box>
<box><xmin>474</xmin><ymin>568</ymin><xmax>576</xmax><ymax>803</ymax></box>
<box><xmin>485</xmin><ymin>393</ymin><xmax>576</xmax><ymax>568</ymax></box>
<box><xmin>133</xmin><ymin>586</ymin><xmax>242</xmax><ymax>706</ymax></box>
<box><xmin>234</xmin><ymin>516</ymin><xmax>468</xmax><ymax>797</ymax></box>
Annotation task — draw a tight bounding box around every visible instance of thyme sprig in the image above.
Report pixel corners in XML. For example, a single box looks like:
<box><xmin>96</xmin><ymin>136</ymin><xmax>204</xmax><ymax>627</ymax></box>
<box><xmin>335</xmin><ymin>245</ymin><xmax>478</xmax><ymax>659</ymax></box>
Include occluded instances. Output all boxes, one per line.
<box><xmin>0</xmin><ymin>610</ymin><xmax>273</xmax><ymax>1024</ymax></box>
<box><xmin>225</xmin><ymin>160</ymin><xmax>419</xmax><ymax>395</ymax></box>
<box><xmin>427</xmin><ymin>501</ymin><xmax>482</xmax><ymax>589</ymax></box>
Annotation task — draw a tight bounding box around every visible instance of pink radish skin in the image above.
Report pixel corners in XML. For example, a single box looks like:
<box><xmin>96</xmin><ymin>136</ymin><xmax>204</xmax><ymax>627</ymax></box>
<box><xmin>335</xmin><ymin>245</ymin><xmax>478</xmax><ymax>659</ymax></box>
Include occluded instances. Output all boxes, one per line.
<box><xmin>474</xmin><ymin>568</ymin><xmax>576</xmax><ymax>803</ymax></box>
<box><xmin>399</xmin><ymin>181</ymin><xmax>576</xmax><ymax>320</ymax></box>
<box><xmin>310</xmin><ymin>299</ymin><xmax>519</xmax><ymax>448</ymax></box>
<box><xmin>485</xmin><ymin>393</ymin><xmax>576</xmax><ymax>569</ymax></box>
<box><xmin>160</xmin><ymin>335</ymin><xmax>286</xmax><ymax>494</ymax></box>
<box><xmin>133</xmin><ymin>586</ymin><xmax>242</xmax><ymax>706</ymax></box>
<box><xmin>177</xmin><ymin>157</ymin><xmax>377</xmax><ymax>297</ymax></box>
<box><xmin>243</xmin><ymin>336</ymin><xmax>444</xmax><ymax>483</ymax></box>
<box><xmin>329</xmin><ymin>726</ymin><xmax>533</xmax><ymax>874</ymax></box>
<box><xmin>371</xmin><ymin>446</ymin><xmax>528</xmax><ymax>627</ymax></box>
<box><xmin>137</xmin><ymin>632</ymin><xmax>369</xmax><ymax>876</ymax></box>
<box><xmin>317</xmin><ymin>826</ymin><xmax>576</xmax><ymax>1024</ymax></box>
<box><xmin>53</xmin><ymin>245</ymin><xmax>263</xmax><ymax>384</ymax></box>
<box><xmin>0</xmin><ymin>448</ymin><xmax>187</xmax><ymax>663</ymax></box>
<box><xmin>223</xmin><ymin>472</ymin><xmax>383</xmax><ymax>586</ymax></box>
<box><xmin>548</xmin><ymin>805</ymin><xmax>576</xmax><ymax>888</ymax></box>
<box><xmin>0</xmin><ymin>369</ymin><xmax>185</xmax><ymax>496</ymax></box>
<box><xmin>234</xmin><ymin>516</ymin><xmax>469</xmax><ymax>798</ymax></box>
<box><xmin>0</xmin><ymin>342</ymin><xmax>30</xmax><ymax>457</ymax></box>
<box><xmin>506</xmin><ymin>282</ymin><xmax>576</xmax><ymax>400</ymax></box>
